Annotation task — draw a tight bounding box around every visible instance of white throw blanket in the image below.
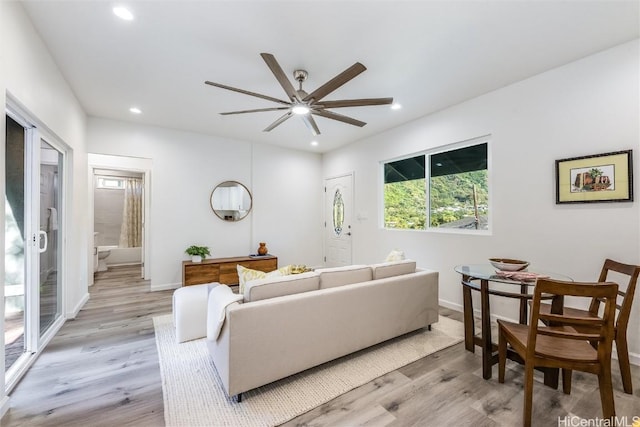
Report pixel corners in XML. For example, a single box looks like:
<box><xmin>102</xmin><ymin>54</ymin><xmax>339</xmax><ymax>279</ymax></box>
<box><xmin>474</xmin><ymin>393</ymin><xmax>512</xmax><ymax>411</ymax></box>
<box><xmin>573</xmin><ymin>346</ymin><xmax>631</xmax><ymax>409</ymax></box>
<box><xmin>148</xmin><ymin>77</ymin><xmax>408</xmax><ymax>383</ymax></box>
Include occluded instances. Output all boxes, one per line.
<box><xmin>207</xmin><ymin>285</ymin><xmax>243</xmax><ymax>340</ymax></box>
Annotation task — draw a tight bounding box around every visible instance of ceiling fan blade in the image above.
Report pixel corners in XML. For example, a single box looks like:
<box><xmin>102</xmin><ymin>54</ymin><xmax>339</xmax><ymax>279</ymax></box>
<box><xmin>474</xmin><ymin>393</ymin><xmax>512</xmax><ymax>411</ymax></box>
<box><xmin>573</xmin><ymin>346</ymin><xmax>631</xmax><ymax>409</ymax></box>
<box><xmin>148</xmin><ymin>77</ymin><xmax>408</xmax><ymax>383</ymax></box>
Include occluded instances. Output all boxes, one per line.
<box><xmin>263</xmin><ymin>111</ymin><xmax>293</xmax><ymax>132</ymax></box>
<box><xmin>302</xmin><ymin>114</ymin><xmax>321</xmax><ymax>136</ymax></box>
<box><xmin>260</xmin><ymin>53</ymin><xmax>300</xmax><ymax>102</ymax></box>
<box><xmin>303</xmin><ymin>62</ymin><xmax>367</xmax><ymax>103</ymax></box>
<box><xmin>221</xmin><ymin>107</ymin><xmax>291</xmax><ymax>115</ymax></box>
<box><xmin>316</xmin><ymin>98</ymin><xmax>393</xmax><ymax>108</ymax></box>
<box><xmin>312</xmin><ymin>109</ymin><xmax>366</xmax><ymax>127</ymax></box>
<box><xmin>205</xmin><ymin>81</ymin><xmax>290</xmax><ymax>106</ymax></box>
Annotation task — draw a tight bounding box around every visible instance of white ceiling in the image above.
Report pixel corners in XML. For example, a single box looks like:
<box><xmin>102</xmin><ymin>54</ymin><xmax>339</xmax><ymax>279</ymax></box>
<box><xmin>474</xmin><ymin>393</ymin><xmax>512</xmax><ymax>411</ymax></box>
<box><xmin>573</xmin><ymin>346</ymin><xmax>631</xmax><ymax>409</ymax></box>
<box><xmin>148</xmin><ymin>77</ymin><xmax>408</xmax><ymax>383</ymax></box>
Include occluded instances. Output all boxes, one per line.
<box><xmin>22</xmin><ymin>1</ymin><xmax>639</xmax><ymax>153</ymax></box>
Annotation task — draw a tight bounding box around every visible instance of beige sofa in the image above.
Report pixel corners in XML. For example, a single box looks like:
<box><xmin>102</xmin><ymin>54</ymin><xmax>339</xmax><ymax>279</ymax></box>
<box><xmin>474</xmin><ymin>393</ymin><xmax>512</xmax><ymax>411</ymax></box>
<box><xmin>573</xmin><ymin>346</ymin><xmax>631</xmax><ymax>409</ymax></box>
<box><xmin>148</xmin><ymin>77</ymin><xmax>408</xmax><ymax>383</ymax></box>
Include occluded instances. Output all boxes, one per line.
<box><xmin>205</xmin><ymin>260</ymin><xmax>439</xmax><ymax>400</ymax></box>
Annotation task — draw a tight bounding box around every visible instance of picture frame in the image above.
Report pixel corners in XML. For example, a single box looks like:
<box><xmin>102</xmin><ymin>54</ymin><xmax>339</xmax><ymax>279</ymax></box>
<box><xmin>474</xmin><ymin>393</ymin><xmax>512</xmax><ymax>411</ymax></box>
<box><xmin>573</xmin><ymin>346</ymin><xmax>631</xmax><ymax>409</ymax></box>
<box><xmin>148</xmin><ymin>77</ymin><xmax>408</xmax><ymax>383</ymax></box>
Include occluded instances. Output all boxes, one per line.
<box><xmin>555</xmin><ymin>150</ymin><xmax>633</xmax><ymax>204</ymax></box>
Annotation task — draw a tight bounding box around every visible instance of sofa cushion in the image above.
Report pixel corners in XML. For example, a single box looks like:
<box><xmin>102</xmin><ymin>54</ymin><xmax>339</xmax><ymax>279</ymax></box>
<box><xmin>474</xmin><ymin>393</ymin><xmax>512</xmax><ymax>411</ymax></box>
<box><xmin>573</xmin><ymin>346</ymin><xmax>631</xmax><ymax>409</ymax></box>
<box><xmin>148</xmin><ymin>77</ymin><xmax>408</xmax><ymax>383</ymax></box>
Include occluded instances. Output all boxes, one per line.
<box><xmin>371</xmin><ymin>259</ymin><xmax>417</xmax><ymax>280</ymax></box>
<box><xmin>316</xmin><ymin>265</ymin><xmax>372</xmax><ymax>289</ymax></box>
<box><xmin>244</xmin><ymin>271</ymin><xmax>320</xmax><ymax>302</ymax></box>
<box><xmin>237</xmin><ymin>264</ymin><xmax>292</xmax><ymax>294</ymax></box>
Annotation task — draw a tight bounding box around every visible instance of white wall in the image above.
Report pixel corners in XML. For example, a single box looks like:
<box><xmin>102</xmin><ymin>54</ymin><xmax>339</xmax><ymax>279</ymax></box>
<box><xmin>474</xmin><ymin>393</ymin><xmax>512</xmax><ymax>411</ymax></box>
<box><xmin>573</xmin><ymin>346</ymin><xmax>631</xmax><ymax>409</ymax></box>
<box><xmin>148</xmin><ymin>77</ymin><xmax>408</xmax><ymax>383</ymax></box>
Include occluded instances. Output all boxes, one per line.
<box><xmin>87</xmin><ymin>118</ymin><xmax>323</xmax><ymax>289</ymax></box>
<box><xmin>1</xmin><ymin>1</ymin><xmax>88</xmax><ymax>414</ymax></box>
<box><xmin>322</xmin><ymin>40</ymin><xmax>640</xmax><ymax>360</ymax></box>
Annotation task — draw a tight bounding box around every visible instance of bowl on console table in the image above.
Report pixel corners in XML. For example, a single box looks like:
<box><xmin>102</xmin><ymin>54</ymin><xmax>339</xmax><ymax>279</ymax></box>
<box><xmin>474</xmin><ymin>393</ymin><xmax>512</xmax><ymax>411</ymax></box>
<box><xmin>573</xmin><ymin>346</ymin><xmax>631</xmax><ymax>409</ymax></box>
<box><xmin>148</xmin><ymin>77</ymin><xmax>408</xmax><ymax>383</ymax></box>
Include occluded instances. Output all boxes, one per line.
<box><xmin>489</xmin><ymin>258</ymin><xmax>529</xmax><ymax>271</ymax></box>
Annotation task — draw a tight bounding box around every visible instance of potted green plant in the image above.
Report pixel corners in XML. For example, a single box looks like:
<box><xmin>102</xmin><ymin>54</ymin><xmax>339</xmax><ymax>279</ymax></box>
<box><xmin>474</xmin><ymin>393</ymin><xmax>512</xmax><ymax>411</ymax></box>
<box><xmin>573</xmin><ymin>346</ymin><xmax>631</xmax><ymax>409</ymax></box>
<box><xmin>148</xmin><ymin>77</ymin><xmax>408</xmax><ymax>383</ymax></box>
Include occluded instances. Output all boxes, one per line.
<box><xmin>185</xmin><ymin>245</ymin><xmax>211</xmax><ymax>263</ymax></box>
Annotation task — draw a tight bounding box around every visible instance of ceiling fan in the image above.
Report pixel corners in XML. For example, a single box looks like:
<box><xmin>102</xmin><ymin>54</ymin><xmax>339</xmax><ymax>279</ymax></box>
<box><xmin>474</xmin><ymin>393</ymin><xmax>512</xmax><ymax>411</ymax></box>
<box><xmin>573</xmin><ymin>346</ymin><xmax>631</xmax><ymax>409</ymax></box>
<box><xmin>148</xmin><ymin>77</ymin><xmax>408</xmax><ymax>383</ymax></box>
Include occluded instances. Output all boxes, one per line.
<box><xmin>205</xmin><ymin>53</ymin><xmax>393</xmax><ymax>136</ymax></box>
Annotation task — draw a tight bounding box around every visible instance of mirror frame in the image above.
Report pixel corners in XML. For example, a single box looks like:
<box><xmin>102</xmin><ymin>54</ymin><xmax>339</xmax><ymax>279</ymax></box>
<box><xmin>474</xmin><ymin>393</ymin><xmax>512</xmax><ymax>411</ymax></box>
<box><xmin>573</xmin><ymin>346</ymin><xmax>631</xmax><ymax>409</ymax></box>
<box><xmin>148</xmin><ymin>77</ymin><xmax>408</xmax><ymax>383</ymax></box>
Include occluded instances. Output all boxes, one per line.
<box><xmin>210</xmin><ymin>180</ymin><xmax>253</xmax><ymax>222</ymax></box>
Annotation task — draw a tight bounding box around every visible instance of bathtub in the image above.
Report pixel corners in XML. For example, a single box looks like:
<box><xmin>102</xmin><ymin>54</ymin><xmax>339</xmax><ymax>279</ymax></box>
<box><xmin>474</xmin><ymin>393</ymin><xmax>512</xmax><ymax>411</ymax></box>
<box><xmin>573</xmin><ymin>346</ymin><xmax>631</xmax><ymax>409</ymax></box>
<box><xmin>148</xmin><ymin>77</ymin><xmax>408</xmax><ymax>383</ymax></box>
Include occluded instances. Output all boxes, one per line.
<box><xmin>98</xmin><ymin>245</ymin><xmax>142</xmax><ymax>266</ymax></box>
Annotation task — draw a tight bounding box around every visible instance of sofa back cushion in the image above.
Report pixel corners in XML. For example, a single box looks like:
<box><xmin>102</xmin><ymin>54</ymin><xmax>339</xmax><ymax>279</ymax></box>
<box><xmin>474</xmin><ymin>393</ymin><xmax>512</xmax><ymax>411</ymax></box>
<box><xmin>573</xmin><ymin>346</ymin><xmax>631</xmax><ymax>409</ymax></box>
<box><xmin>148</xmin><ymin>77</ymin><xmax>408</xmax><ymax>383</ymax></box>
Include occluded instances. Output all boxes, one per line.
<box><xmin>244</xmin><ymin>271</ymin><xmax>320</xmax><ymax>302</ymax></box>
<box><xmin>371</xmin><ymin>259</ymin><xmax>417</xmax><ymax>280</ymax></box>
<box><xmin>316</xmin><ymin>265</ymin><xmax>372</xmax><ymax>289</ymax></box>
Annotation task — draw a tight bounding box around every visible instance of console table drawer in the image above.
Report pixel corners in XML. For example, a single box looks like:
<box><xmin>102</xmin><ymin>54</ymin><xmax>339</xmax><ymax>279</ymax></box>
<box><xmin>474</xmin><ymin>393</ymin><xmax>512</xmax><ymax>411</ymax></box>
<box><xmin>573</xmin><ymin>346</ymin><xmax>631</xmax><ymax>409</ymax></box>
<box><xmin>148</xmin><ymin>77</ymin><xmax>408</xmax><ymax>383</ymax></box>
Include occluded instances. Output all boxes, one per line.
<box><xmin>183</xmin><ymin>263</ymin><xmax>220</xmax><ymax>285</ymax></box>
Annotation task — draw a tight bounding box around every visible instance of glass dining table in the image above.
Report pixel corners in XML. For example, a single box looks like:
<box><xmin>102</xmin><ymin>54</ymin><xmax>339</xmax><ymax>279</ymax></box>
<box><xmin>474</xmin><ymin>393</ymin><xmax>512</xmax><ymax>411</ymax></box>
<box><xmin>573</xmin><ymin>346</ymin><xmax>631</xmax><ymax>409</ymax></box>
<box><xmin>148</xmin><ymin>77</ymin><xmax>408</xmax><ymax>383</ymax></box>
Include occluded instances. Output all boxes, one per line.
<box><xmin>454</xmin><ymin>264</ymin><xmax>572</xmax><ymax>384</ymax></box>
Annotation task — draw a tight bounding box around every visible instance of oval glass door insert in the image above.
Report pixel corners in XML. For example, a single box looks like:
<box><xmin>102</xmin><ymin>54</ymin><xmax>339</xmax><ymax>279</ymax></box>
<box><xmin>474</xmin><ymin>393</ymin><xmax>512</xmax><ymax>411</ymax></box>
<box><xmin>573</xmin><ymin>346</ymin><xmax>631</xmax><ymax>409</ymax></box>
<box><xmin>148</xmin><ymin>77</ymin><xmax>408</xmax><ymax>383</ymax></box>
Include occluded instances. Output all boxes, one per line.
<box><xmin>333</xmin><ymin>189</ymin><xmax>344</xmax><ymax>235</ymax></box>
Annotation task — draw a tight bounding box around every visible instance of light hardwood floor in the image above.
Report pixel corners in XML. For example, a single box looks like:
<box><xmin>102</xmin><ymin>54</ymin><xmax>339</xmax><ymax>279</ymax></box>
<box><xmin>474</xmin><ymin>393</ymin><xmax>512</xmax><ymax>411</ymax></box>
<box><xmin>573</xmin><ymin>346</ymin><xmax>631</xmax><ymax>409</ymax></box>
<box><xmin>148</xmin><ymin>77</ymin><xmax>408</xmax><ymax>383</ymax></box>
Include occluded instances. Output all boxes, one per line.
<box><xmin>2</xmin><ymin>266</ymin><xmax>639</xmax><ymax>426</ymax></box>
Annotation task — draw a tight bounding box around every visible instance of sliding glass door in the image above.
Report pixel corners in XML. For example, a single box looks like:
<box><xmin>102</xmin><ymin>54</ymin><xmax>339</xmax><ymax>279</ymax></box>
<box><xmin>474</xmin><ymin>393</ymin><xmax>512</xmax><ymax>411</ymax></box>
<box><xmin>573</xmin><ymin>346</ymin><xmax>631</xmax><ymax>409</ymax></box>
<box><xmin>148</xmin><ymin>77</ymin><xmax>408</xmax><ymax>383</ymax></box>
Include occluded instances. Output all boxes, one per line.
<box><xmin>38</xmin><ymin>139</ymin><xmax>62</xmax><ymax>337</ymax></box>
<box><xmin>4</xmin><ymin>111</ymin><xmax>64</xmax><ymax>389</ymax></box>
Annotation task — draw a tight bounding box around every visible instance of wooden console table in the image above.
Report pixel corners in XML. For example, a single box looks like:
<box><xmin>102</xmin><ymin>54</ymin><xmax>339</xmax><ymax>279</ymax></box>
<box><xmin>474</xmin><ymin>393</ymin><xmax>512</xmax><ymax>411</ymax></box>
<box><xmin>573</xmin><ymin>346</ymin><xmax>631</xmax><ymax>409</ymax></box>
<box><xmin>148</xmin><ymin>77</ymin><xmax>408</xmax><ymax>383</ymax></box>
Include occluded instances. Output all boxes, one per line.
<box><xmin>182</xmin><ymin>255</ymin><xmax>277</xmax><ymax>286</ymax></box>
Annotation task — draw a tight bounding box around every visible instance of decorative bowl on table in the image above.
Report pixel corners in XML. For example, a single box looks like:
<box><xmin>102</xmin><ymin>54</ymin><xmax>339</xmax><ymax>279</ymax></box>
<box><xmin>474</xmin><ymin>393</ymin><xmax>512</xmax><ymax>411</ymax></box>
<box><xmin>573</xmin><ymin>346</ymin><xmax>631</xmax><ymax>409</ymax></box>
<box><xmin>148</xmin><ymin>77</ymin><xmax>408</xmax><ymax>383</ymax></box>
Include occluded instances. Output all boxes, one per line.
<box><xmin>489</xmin><ymin>258</ymin><xmax>529</xmax><ymax>271</ymax></box>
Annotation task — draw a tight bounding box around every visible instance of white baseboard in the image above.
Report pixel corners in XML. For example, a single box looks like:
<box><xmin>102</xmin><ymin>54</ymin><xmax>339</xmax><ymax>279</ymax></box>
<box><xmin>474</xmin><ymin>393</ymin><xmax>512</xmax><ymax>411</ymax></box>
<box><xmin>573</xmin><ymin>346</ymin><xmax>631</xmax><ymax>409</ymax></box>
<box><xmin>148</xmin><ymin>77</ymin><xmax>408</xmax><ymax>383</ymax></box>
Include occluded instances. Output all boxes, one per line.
<box><xmin>66</xmin><ymin>292</ymin><xmax>90</xmax><ymax>319</ymax></box>
<box><xmin>0</xmin><ymin>395</ymin><xmax>10</xmax><ymax>418</ymax></box>
<box><xmin>150</xmin><ymin>282</ymin><xmax>181</xmax><ymax>292</ymax></box>
<box><xmin>438</xmin><ymin>298</ymin><xmax>640</xmax><ymax>367</ymax></box>
<box><xmin>439</xmin><ymin>299</ymin><xmax>463</xmax><ymax>313</ymax></box>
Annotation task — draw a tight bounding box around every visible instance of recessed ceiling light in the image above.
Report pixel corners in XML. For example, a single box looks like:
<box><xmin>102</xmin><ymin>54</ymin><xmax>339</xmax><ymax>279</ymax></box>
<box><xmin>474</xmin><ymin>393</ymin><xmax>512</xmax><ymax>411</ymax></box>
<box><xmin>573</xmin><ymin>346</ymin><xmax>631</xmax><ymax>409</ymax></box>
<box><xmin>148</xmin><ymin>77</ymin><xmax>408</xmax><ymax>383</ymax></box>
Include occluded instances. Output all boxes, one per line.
<box><xmin>113</xmin><ymin>6</ymin><xmax>134</xmax><ymax>21</ymax></box>
<box><xmin>391</xmin><ymin>103</ymin><xmax>402</xmax><ymax>110</ymax></box>
<box><xmin>129</xmin><ymin>107</ymin><xmax>142</xmax><ymax>114</ymax></box>
<box><xmin>310</xmin><ymin>141</ymin><xmax>319</xmax><ymax>146</ymax></box>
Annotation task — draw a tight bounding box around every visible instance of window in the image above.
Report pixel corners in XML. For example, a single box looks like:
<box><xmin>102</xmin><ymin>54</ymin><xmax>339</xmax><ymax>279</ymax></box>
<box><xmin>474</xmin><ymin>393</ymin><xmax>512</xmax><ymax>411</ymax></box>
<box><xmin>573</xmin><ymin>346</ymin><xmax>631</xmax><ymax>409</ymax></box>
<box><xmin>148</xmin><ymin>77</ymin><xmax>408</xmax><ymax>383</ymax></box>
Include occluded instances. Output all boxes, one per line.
<box><xmin>96</xmin><ymin>176</ymin><xmax>124</xmax><ymax>189</ymax></box>
<box><xmin>383</xmin><ymin>139</ymin><xmax>489</xmax><ymax>232</ymax></box>
<box><xmin>383</xmin><ymin>156</ymin><xmax>426</xmax><ymax>229</ymax></box>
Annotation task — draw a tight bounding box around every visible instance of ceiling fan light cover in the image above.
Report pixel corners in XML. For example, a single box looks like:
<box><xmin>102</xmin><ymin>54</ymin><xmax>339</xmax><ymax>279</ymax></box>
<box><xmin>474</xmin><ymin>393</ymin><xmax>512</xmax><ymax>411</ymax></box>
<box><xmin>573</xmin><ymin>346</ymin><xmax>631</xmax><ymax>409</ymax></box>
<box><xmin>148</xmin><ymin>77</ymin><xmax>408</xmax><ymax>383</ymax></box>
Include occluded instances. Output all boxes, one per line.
<box><xmin>292</xmin><ymin>105</ymin><xmax>310</xmax><ymax>115</ymax></box>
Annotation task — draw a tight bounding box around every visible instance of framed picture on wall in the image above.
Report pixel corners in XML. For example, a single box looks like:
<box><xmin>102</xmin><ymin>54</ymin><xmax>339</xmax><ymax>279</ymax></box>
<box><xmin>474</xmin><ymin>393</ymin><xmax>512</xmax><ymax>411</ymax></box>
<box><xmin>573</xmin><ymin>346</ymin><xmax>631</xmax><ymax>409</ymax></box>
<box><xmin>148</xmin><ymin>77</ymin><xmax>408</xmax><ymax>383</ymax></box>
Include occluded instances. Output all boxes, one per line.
<box><xmin>556</xmin><ymin>150</ymin><xmax>633</xmax><ymax>204</ymax></box>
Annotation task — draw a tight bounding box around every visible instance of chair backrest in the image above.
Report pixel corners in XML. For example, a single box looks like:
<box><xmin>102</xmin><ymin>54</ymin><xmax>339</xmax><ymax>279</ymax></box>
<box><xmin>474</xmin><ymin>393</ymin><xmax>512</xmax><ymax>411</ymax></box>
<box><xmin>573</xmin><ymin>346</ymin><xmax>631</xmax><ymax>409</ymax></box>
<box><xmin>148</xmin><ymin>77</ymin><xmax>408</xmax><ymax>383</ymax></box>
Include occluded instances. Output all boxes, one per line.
<box><xmin>592</xmin><ymin>259</ymin><xmax>640</xmax><ymax>332</ymax></box>
<box><xmin>528</xmin><ymin>278</ymin><xmax>618</xmax><ymax>363</ymax></box>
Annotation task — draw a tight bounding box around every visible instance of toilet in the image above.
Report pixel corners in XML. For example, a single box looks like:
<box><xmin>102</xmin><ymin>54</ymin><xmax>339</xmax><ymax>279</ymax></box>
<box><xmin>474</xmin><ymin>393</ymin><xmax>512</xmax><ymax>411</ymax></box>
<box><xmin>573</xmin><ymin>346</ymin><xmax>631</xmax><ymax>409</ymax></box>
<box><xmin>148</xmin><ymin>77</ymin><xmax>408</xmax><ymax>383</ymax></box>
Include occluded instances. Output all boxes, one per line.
<box><xmin>97</xmin><ymin>246</ymin><xmax>113</xmax><ymax>272</ymax></box>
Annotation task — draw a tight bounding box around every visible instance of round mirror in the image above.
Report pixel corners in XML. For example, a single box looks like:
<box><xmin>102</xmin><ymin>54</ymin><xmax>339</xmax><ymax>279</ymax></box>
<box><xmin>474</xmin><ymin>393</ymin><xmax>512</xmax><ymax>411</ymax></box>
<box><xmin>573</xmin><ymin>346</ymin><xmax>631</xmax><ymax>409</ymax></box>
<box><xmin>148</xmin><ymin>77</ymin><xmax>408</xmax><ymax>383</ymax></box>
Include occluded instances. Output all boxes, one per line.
<box><xmin>210</xmin><ymin>181</ymin><xmax>253</xmax><ymax>222</ymax></box>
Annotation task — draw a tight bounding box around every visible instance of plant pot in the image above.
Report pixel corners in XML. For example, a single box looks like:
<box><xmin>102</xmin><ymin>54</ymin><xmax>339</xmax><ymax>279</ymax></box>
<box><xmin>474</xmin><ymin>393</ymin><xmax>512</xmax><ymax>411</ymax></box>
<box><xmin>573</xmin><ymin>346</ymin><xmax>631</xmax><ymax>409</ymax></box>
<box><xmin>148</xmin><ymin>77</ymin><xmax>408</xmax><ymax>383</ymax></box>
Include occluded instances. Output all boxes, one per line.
<box><xmin>191</xmin><ymin>255</ymin><xmax>203</xmax><ymax>263</ymax></box>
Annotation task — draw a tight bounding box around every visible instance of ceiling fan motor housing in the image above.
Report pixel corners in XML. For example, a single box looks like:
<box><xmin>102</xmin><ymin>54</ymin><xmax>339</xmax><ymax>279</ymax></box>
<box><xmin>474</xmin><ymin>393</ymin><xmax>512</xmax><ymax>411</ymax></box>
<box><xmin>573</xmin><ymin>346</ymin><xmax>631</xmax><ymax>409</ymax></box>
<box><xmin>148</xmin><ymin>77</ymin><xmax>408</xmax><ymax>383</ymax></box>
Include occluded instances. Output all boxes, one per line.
<box><xmin>293</xmin><ymin>69</ymin><xmax>308</xmax><ymax>83</ymax></box>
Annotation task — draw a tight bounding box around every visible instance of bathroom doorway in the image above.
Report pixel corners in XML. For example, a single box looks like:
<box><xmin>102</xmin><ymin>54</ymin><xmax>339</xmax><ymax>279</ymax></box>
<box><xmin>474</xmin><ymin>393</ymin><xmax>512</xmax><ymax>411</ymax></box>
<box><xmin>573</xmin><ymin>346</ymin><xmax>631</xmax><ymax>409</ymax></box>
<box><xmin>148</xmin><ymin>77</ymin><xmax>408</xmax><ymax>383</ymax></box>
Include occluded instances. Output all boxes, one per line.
<box><xmin>88</xmin><ymin>154</ymin><xmax>151</xmax><ymax>284</ymax></box>
<box><xmin>93</xmin><ymin>169</ymin><xmax>143</xmax><ymax>274</ymax></box>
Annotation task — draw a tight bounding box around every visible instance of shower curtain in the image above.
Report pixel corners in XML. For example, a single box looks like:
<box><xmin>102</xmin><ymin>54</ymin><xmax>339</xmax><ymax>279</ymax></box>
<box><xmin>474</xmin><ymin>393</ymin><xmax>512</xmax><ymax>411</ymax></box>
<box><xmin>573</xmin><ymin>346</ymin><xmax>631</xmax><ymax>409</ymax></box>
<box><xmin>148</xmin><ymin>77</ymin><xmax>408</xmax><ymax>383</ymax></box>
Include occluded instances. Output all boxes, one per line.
<box><xmin>119</xmin><ymin>178</ymin><xmax>142</xmax><ymax>248</ymax></box>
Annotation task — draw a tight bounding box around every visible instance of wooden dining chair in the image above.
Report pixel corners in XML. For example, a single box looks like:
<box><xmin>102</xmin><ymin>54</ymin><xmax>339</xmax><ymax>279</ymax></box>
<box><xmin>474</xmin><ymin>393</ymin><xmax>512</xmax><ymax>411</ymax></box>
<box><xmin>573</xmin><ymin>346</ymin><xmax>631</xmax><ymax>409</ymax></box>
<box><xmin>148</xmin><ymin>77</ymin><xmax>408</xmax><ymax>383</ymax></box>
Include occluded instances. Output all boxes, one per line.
<box><xmin>498</xmin><ymin>278</ymin><xmax>618</xmax><ymax>427</ymax></box>
<box><xmin>538</xmin><ymin>259</ymin><xmax>640</xmax><ymax>394</ymax></box>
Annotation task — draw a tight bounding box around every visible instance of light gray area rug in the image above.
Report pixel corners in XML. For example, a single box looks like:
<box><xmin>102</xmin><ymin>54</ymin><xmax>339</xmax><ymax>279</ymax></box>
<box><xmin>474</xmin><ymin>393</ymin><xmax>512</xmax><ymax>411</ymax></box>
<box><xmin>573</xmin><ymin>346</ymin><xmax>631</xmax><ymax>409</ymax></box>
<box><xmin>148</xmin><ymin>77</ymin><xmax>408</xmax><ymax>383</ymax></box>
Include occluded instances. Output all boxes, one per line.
<box><xmin>154</xmin><ymin>314</ymin><xmax>464</xmax><ymax>427</ymax></box>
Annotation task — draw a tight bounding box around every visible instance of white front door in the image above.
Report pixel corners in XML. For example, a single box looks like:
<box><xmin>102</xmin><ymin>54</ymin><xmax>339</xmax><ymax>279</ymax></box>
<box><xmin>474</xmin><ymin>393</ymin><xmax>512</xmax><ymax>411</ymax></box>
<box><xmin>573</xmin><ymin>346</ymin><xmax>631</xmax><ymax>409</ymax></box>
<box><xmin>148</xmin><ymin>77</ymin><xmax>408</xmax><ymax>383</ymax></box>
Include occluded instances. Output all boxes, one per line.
<box><xmin>324</xmin><ymin>174</ymin><xmax>353</xmax><ymax>267</ymax></box>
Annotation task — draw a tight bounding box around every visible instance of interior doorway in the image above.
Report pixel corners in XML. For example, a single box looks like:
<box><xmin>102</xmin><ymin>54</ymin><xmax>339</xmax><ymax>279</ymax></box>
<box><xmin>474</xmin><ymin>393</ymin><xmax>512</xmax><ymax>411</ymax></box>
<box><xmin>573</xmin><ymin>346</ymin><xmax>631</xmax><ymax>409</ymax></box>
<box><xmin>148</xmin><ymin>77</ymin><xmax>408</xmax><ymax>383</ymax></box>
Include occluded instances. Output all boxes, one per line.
<box><xmin>88</xmin><ymin>154</ymin><xmax>151</xmax><ymax>284</ymax></box>
<box><xmin>323</xmin><ymin>173</ymin><xmax>353</xmax><ymax>267</ymax></box>
<box><xmin>93</xmin><ymin>169</ymin><xmax>144</xmax><ymax>276</ymax></box>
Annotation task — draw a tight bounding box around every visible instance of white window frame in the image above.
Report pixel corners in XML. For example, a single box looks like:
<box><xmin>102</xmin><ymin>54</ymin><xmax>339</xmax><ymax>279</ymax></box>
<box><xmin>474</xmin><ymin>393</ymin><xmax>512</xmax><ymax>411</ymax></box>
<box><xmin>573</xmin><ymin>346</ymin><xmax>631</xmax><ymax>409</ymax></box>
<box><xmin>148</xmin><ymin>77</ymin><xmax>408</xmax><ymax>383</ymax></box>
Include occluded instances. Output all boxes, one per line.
<box><xmin>381</xmin><ymin>135</ymin><xmax>492</xmax><ymax>235</ymax></box>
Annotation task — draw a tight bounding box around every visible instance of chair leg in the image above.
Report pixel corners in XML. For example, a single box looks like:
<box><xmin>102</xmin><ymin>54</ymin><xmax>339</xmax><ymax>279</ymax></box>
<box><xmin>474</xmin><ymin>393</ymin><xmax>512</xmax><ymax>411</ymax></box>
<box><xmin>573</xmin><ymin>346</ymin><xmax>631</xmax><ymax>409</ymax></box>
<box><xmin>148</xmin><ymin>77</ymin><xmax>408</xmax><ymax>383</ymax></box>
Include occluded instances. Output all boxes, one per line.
<box><xmin>597</xmin><ymin>367</ymin><xmax>616</xmax><ymax>421</ymax></box>
<box><xmin>615</xmin><ymin>335</ymin><xmax>633</xmax><ymax>394</ymax></box>
<box><xmin>562</xmin><ymin>369</ymin><xmax>572</xmax><ymax>394</ymax></box>
<box><xmin>498</xmin><ymin>326</ymin><xmax>506</xmax><ymax>383</ymax></box>
<box><xmin>523</xmin><ymin>362</ymin><xmax>535</xmax><ymax>427</ymax></box>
